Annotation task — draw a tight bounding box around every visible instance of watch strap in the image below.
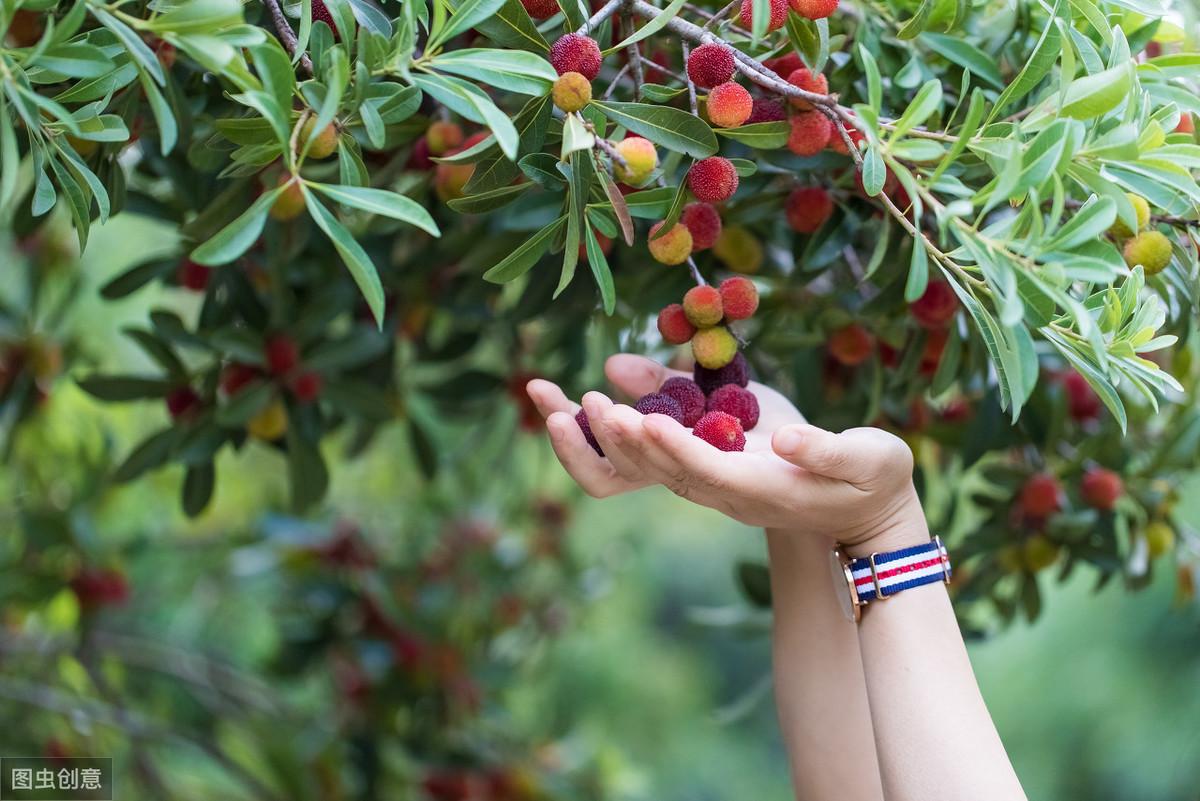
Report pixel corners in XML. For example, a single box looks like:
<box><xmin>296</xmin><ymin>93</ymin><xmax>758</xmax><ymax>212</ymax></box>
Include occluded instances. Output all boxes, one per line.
<box><xmin>849</xmin><ymin>537</ymin><xmax>951</xmax><ymax>604</ymax></box>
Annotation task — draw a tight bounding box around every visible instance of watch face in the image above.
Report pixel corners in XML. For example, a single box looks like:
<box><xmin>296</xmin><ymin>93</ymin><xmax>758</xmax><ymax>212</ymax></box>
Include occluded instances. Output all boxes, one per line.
<box><xmin>828</xmin><ymin>548</ymin><xmax>859</xmax><ymax>622</ymax></box>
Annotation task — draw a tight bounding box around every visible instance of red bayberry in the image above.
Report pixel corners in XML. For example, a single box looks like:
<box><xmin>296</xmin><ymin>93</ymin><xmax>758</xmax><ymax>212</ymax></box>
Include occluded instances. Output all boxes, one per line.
<box><xmin>658</xmin><ymin>304</ymin><xmax>697</xmax><ymax>345</ymax></box>
<box><xmin>786</xmin><ymin>67</ymin><xmax>828</xmax><ymax>110</ymax></box>
<box><xmin>550</xmin><ymin>34</ymin><xmax>602</xmax><ymax>80</ymax></box>
<box><xmin>739</xmin><ymin>0</ymin><xmax>788</xmax><ymax>32</ymax></box>
<box><xmin>176</xmin><ymin>259</ymin><xmax>210</xmax><ymax>291</ymax></box>
<box><xmin>686</xmin><ymin>43</ymin><xmax>736</xmax><ymax>89</ymax></box>
<box><xmin>790</xmin><ymin>0</ymin><xmax>839</xmax><ymax>19</ymax></box>
<box><xmin>681</xmin><ymin>202</ymin><xmax>722</xmax><ymax>250</ymax></box>
<box><xmin>683</xmin><ymin>285</ymin><xmax>724</xmax><ymax>327</ymax></box>
<box><xmin>165</xmin><ymin>386</ymin><xmax>201</xmax><ymax>419</ymax></box>
<box><xmin>909</xmin><ymin>281</ymin><xmax>958</xmax><ymax>329</ymax></box>
<box><xmin>635</xmin><ymin>392</ymin><xmax>684</xmax><ymax>423</ymax></box>
<box><xmin>719</xmin><ymin>276</ymin><xmax>758</xmax><ymax>320</ymax></box>
<box><xmin>828</xmin><ymin>324</ymin><xmax>873</xmax><ymax>366</ymax></box>
<box><xmin>687</xmin><ymin>157</ymin><xmax>739</xmax><ymax>203</ymax></box>
<box><xmin>707</xmin><ymin>82</ymin><xmax>753</xmax><ymax>128</ymax></box>
<box><xmin>1019</xmin><ymin>473</ymin><xmax>1062</xmax><ymax>519</ymax></box>
<box><xmin>521</xmin><ymin>0</ymin><xmax>560</xmax><ymax>19</ymax></box>
<box><xmin>786</xmin><ymin>186</ymin><xmax>833</xmax><ymax>233</ymax></box>
<box><xmin>291</xmin><ymin>371</ymin><xmax>323</xmax><ymax>403</ymax></box>
<box><xmin>576</xmin><ymin>409</ymin><xmax>603</xmax><ymax>456</ymax></box>
<box><xmin>693</xmin><ymin>410</ymin><xmax>746</xmax><ymax>451</ymax></box>
<box><xmin>221</xmin><ymin>362</ymin><xmax>260</xmax><ymax>395</ymax></box>
<box><xmin>1081</xmin><ymin>467</ymin><xmax>1123</xmax><ymax>511</ymax></box>
<box><xmin>747</xmin><ymin>97</ymin><xmax>787</xmax><ymax>123</ymax></box>
<box><xmin>659</xmin><ymin>377</ymin><xmax>706</xmax><ymax>426</ymax></box>
<box><xmin>694</xmin><ymin>351</ymin><xmax>750</xmax><ymax>394</ymax></box>
<box><xmin>264</xmin><ymin>334</ymin><xmax>300</xmax><ymax>376</ymax></box>
<box><xmin>706</xmin><ymin>384</ymin><xmax>759</xmax><ymax>430</ymax></box>
<box><xmin>1062</xmin><ymin>371</ymin><xmax>1101</xmax><ymax>421</ymax></box>
<box><xmin>71</xmin><ymin>568</ymin><xmax>130</xmax><ymax>611</ymax></box>
<box><xmin>787</xmin><ymin>110</ymin><xmax>833</xmax><ymax>156</ymax></box>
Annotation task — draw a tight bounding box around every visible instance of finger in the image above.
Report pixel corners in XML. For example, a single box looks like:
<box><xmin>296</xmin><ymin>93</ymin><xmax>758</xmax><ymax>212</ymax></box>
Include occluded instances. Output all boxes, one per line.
<box><xmin>640</xmin><ymin>415</ymin><xmax>792</xmax><ymax>504</ymax></box>
<box><xmin>772</xmin><ymin>424</ymin><xmax>912</xmax><ymax>486</ymax></box>
<box><xmin>605</xmin><ymin>354</ymin><xmax>689</xmax><ymax>401</ymax></box>
<box><xmin>584</xmin><ymin>395</ymin><xmax>648</xmax><ymax>482</ymax></box>
<box><xmin>526</xmin><ymin>378</ymin><xmax>578</xmax><ymax>419</ymax></box>
<box><xmin>545</xmin><ymin>412</ymin><xmax>640</xmax><ymax>498</ymax></box>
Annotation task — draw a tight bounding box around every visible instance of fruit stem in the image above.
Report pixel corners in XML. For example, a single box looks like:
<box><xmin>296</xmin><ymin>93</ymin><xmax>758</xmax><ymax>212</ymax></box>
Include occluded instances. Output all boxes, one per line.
<box><xmin>680</xmin><ymin>40</ymin><xmax>699</xmax><ymax>116</ymax></box>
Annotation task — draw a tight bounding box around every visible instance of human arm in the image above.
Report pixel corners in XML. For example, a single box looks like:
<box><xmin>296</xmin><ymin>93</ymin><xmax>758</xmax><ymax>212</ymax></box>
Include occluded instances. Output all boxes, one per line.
<box><xmin>526</xmin><ymin>354</ymin><xmax>883</xmax><ymax>800</ymax></box>
<box><xmin>578</xmin><ymin>379</ymin><xmax>1027</xmax><ymax>800</ymax></box>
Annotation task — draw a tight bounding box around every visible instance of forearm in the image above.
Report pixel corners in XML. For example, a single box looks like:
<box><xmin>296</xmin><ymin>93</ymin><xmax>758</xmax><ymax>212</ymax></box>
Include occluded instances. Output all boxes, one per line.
<box><xmin>849</xmin><ymin>512</ymin><xmax>1027</xmax><ymax>801</ymax></box>
<box><xmin>765</xmin><ymin>529</ymin><xmax>883</xmax><ymax>801</ymax></box>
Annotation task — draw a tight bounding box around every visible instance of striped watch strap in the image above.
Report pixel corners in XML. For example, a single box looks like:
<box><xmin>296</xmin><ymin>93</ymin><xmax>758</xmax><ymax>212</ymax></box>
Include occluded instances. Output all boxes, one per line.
<box><xmin>849</xmin><ymin>538</ymin><xmax>951</xmax><ymax>604</ymax></box>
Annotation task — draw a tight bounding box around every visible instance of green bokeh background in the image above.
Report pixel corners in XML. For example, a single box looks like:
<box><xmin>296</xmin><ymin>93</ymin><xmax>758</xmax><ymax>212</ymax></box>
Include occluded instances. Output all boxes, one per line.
<box><xmin>7</xmin><ymin>216</ymin><xmax>1197</xmax><ymax>800</ymax></box>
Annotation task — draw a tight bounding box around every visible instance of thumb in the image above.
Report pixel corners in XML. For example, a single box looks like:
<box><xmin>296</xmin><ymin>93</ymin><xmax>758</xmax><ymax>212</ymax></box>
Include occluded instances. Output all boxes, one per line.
<box><xmin>772</xmin><ymin>424</ymin><xmax>911</xmax><ymax>486</ymax></box>
<box><xmin>604</xmin><ymin>354</ymin><xmax>688</xmax><ymax>400</ymax></box>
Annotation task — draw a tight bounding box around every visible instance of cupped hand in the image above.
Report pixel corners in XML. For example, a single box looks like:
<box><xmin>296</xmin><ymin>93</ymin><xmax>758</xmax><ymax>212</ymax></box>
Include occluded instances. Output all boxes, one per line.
<box><xmin>527</xmin><ymin>354</ymin><xmax>926</xmax><ymax>550</ymax></box>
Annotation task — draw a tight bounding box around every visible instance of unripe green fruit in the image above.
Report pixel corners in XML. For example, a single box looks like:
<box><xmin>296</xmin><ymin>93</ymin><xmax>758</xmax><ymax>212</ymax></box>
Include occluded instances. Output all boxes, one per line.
<box><xmin>1022</xmin><ymin>535</ymin><xmax>1060</xmax><ymax>571</ymax></box>
<box><xmin>301</xmin><ymin>117</ymin><xmax>339</xmax><ymax>159</ymax></box>
<box><xmin>691</xmin><ymin>326</ymin><xmax>737</xmax><ymax>369</ymax></box>
<box><xmin>270</xmin><ymin>177</ymin><xmax>306</xmax><ymax>220</ymax></box>
<box><xmin>1123</xmin><ymin>230</ymin><xmax>1172</xmax><ymax>275</ymax></box>
<box><xmin>1110</xmin><ymin>193</ymin><xmax>1150</xmax><ymax>238</ymax></box>
<box><xmin>647</xmin><ymin>221</ymin><xmax>692</xmax><ymax>265</ymax></box>
<box><xmin>552</xmin><ymin>72</ymin><xmax>592</xmax><ymax>113</ymax></box>
<box><xmin>712</xmin><ymin>224</ymin><xmax>763</xmax><ymax>273</ymax></box>
<box><xmin>613</xmin><ymin>137</ymin><xmax>658</xmax><ymax>185</ymax></box>
<box><xmin>1145</xmin><ymin>521</ymin><xmax>1175</xmax><ymax>557</ymax></box>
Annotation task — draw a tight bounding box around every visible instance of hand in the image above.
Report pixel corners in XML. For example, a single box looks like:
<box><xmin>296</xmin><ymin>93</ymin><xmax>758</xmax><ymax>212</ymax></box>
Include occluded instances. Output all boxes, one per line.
<box><xmin>527</xmin><ymin>354</ymin><xmax>927</xmax><ymax>552</ymax></box>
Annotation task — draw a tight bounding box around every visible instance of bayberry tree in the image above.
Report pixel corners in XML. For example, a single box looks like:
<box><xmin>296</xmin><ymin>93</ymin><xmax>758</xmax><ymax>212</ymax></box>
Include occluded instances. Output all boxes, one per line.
<box><xmin>2</xmin><ymin>0</ymin><xmax>1200</xmax><ymax>783</ymax></box>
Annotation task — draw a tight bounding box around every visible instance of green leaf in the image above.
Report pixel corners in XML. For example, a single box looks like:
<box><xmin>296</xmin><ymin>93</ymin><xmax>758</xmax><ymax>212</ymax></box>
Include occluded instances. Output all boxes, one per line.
<box><xmin>286</xmin><ymin>429</ymin><xmax>329</xmax><ymax>512</ymax></box>
<box><xmin>429</xmin><ymin>48</ymin><xmax>557</xmax><ymax>95</ymax></box>
<box><xmin>90</xmin><ymin>7</ymin><xmax>165</xmax><ymax>86</ymax></box>
<box><xmin>182</xmin><ymin>463</ymin><xmax>216</xmax><ymax>517</ymax></box>
<box><xmin>859</xmin><ymin>44</ymin><xmax>882</xmax><ymax>111</ymax></box>
<box><xmin>606</xmin><ymin>0</ymin><xmax>687</xmax><ymax>54</ymax></box>
<box><xmin>446</xmin><ymin>182</ymin><xmax>533</xmax><ymax>213</ymax></box>
<box><xmin>34</xmin><ymin>43</ymin><xmax>115</xmax><ymax>77</ymax></box>
<box><xmin>987</xmin><ymin>0</ymin><xmax>1062</xmax><ymax>123</ymax></box>
<box><xmin>430</xmin><ymin>0</ymin><xmax>507</xmax><ymax>50</ymax></box>
<box><xmin>889</xmin><ymin>79</ymin><xmax>943</xmax><ymax>140</ymax></box>
<box><xmin>861</xmin><ymin>145</ymin><xmax>886</xmax><ymax>195</ymax></box>
<box><xmin>99</xmin><ymin>258</ymin><xmax>176</xmax><ymax>299</ymax></box>
<box><xmin>585</xmin><ymin>224</ymin><xmax>616</xmax><ymax>314</ymax></box>
<box><xmin>114</xmin><ymin>428</ymin><xmax>183</xmax><ymax>483</ymax></box>
<box><xmin>482</xmin><ymin>216</ymin><xmax>567</xmax><ymax>282</ymax></box>
<box><xmin>411</xmin><ymin>73</ymin><xmax>520</xmax><ymax>159</ymax></box>
<box><xmin>561</xmin><ymin>112</ymin><xmax>596</xmax><ymax>157</ymax></box>
<box><xmin>592</xmin><ymin>101</ymin><xmax>717</xmax><ymax>159</ymax></box>
<box><xmin>301</xmin><ymin>188</ymin><xmax>387</xmax><ymax>326</ymax></box>
<box><xmin>715</xmin><ymin>121</ymin><xmax>790</xmax><ymax>148</ymax></box>
<box><xmin>77</xmin><ymin>375</ymin><xmax>173</xmax><ymax>401</ymax></box>
<box><xmin>906</xmin><ymin>236</ymin><xmax>929</xmax><ymax>302</ymax></box>
<box><xmin>920</xmin><ymin>33</ymin><xmax>1003</xmax><ymax>89</ymax></box>
<box><xmin>216</xmin><ymin>382</ymin><xmax>274</xmax><ymax>425</ymax></box>
<box><xmin>309</xmin><ymin>183</ymin><xmax>441</xmax><ymax>235</ymax></box>
<box><xmin>191</xmin><ymin>186</ymin><xmax>285</xmax><ymax>265</ymax></box>
<box><xmin>1043</xmin><ymin>195</ymin><xmax>1116</xmax><ymax>250</ymax></box>
<box><xmin>897</xmin><ymin>0</ymin><xmax>935</xmax><ymax>39</ymax></box>
<box><xmin>469</xmin><ymin>0</ymin><xmax>549</xmax><ymax>53</ymax></box>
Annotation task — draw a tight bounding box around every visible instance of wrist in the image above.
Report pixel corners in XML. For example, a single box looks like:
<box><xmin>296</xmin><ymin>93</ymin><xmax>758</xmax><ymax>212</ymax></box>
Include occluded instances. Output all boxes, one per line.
<box><xmin>841</xmin><ymin>484</ymin><xmax>930</xmax><ymax>558</ymax></box>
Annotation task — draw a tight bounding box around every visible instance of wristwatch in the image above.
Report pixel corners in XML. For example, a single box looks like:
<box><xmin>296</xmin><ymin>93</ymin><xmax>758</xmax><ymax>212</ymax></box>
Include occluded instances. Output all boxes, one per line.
<box><xmin>829</xmin><ymin>536</ymin><xmax>951</xmax><ymax>622</ymax></box>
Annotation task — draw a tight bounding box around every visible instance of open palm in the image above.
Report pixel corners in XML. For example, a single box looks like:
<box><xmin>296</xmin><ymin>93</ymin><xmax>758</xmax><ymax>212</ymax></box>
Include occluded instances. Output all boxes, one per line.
<box><xmin>527</xmin><ymin>354</ymin><xmax>924</xmax><ymax>546</ymax></box>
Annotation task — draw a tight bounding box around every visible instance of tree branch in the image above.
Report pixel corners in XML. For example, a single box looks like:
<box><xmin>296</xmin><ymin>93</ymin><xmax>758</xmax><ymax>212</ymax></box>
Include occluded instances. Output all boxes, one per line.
<box><xmin>579</xmin><ymin>0</ymin><xmax>623</xmax><ymax>35</ymax></box>
<box><xmin>262</xmin><ymin>0</ymin><xmax>313</xmax><ymax>75</ymax></box>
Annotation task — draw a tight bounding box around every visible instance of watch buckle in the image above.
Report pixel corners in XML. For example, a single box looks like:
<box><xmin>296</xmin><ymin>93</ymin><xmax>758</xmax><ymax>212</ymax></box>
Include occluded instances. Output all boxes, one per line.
<box><xmin>867</xmin><ymin>551</ymin><xmax>890</xmax><ymax>601</ymax></box>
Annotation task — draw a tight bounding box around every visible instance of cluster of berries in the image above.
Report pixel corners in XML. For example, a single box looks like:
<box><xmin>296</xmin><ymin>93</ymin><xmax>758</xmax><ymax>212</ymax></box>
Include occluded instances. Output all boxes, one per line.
<box><xmin>644</xmin><ymin>157</ymin><xmax>739</xmax><ymax>266</ymax></box>
<box><xmin>657</xmin><ymin>276</ymin><xmax>758</xmax><ymax>372</ymax></box>
<box><xmin>1110</xmin><ymin>192</ymin><xmax>1173</xmax><ymax>276</ymax></box>
<box><xmin>576</xmin><ymin>351</ymin><xmax>759</xmax><ymax>455</ymax></box>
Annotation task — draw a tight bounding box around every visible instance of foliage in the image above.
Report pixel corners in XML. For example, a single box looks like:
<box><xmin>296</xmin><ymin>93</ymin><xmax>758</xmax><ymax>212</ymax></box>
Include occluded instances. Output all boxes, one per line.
<box><xmin>2</xmin><ymin>0</ymin><xmax>1200</xmax><ymax>789</ymax></box>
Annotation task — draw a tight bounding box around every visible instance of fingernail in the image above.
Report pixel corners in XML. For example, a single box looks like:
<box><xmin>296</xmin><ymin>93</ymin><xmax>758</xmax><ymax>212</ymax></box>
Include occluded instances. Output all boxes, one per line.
<box><xmin>775</xmin><ymin>428</ymin><xmax>803</xmax><ymax>454</ymax></box>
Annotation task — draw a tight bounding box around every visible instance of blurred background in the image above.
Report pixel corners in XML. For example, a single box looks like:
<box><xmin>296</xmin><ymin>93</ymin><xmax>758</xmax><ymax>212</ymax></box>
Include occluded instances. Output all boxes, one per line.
<box><xmin>2</xmin><ymin>214</ymin><xmax>1198</xmax><ymax>801</ymax></box>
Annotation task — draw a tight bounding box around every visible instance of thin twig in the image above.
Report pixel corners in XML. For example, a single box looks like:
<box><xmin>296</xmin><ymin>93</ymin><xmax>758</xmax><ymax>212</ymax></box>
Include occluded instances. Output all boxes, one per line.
<box><xmin>700</xmin><ymin>0</ymin><xmax>741</xmax><ymax>32</ymax></box>
<box><xmin>640</xmin><ymin>58</ymin><xmax>688</xmax><ymax>84</ymax></box>
<box><xmin>685</xmin><ymin>256</ymin><xmax>707</xmax><ymax>286</ymax></box>
<box><xmin>262</xmin><ymin>0</ymin><xmax>313</xmax><ymax>75</ymax></box>
<box><xmin>622</xmin><ymin>10</ymin><xmax>646</xmax><ymax>102</ymax></box>
<box><xmin>593</xmin><ymin>136</ymin><xmax>629</xmax><ymax>174</ymax></box>
<box><xmin>602</xmin><ymin>62</ymin><xmax>631</xmax><ymax>100</ymax></box>
<box><xmin>680</xmin><ymin>41</ymin><xmax>699</xmax><ymax>116</ymax></box>
<box><xmin>578</xmin><ymin>0</ymin><xmax>623</xmax><ymax>35</ymax></box>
